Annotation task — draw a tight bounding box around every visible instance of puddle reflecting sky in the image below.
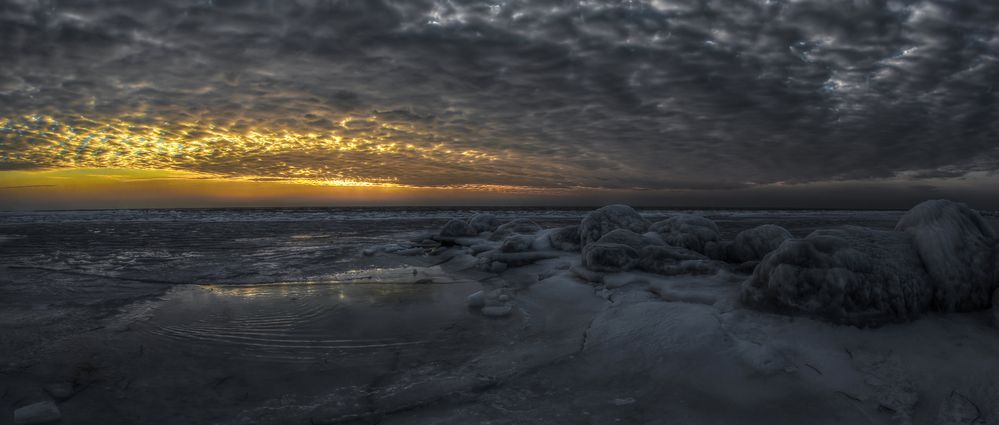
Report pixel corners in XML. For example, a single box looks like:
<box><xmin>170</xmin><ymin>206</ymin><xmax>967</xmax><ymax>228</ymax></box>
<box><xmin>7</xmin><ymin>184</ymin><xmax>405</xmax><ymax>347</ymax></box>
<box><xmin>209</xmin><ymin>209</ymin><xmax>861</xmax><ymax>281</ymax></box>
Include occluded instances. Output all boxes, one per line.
<box><xmin>139</xmin><ymin>279</ymin><xmax>485</xmax><ymax>364</ymax></box>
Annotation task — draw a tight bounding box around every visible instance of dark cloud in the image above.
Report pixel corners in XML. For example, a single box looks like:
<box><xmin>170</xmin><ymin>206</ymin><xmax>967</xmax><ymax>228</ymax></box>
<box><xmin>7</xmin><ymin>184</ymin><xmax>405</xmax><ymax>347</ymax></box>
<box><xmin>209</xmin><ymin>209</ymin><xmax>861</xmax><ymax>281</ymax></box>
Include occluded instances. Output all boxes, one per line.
<box><xmin>1</xmin><ymin>0</ymin><xmax>998</xmax><ymax>192</ymax></box>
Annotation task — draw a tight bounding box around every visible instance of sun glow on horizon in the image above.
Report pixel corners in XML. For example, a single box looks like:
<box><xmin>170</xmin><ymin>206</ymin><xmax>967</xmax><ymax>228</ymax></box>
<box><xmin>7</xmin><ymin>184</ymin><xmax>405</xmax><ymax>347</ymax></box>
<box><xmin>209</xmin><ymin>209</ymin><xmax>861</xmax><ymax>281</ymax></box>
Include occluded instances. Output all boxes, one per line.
<box><xmin>0</xmin><ymin>114</ymin><xmax>504</xmax><ymax>189</ymax></box>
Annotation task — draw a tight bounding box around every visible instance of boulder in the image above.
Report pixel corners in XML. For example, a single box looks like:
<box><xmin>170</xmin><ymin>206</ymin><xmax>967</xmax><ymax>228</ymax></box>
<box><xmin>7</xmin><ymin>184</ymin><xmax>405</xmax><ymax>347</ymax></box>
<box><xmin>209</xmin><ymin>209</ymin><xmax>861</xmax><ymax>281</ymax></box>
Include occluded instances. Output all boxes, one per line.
<box><xmin>467</xmin><ymin>213</ymin><xmax>499</xmax><ymax>233</ymax></box>
<box><xmin>741</xmin><ymin>226</ymin><xmax>934</xmax><ymax>326</ymax></box>
<box><xmin>440</xmin><ymin>219</ymin><xmax>477</xmax><ymax>237</ymax></box>
<box><xmin>14</xmin><ymin>401</ymin><xmax>61</xmax><ymax>425</ymax></box>
<box><xmin>548</xmin><ymin>225</ymin><xmax>582</xmax><ymax>251</ymax></box>
<box><xmin>895</xmin><ymin>199</ymin><xmax>998</xmax><ymax>311</ymax></box>
<box><xmin>490</xmin><ymin>218</ymin><xmax>543</xmax><ymax>240</ymax></box>
<box><xmin>595</xmin><ymin>229</ymin><xmax>665</xmax><ymax>251</ymax></box>
<box><xmin>582</xmin><ymin>242</ymin><xmax>640</xmax><ymax>272</ymax></box>
<box><xmin>579</xmin><ymin>205</ymin><xmax>649</xmax><ymax>247</ymax></box>
<box><xmin>648</xmin><ymin>214</ymin><xmax>720</xmax><ymax>254</ymax></box>
<box><xmin>732</xmin><ymin>224</ymin><xmax>793</xmax><ymax>262</ymax></box>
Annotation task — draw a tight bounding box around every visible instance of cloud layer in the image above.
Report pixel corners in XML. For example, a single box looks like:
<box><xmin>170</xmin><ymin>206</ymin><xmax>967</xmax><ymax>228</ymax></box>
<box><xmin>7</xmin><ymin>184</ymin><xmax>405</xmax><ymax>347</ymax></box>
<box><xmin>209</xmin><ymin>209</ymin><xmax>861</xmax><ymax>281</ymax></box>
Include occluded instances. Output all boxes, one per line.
<box><xmin>1</xmin><ymin>0</ymin><xmax>997</xmax><ymax>191</ymax></box>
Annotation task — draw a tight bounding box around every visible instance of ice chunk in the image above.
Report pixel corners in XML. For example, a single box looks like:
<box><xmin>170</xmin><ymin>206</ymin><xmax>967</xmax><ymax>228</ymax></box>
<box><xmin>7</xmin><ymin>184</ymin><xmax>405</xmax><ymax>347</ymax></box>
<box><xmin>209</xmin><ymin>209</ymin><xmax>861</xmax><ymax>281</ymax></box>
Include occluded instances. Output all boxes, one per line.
<box><xmin>582</xmin><ymin>242</ymin><xmax>639</xmax><ymax>272</ymax></box>
<box><xmin>467</xmin><ymin>291</ymin><xmax>486</xmax><ymax>308</ymax></box>
<box><xmin>490</xmin><ymin>218</ymin><xmax>543</xmax><ymax>240</ymax></box>
<box><xmin>732</xmin><ymin>224</ymin><xmax>792</xmax><ymax>262</ymax></box>
<box><xmin>547</xmin><ymin>225</ymin><xmax>581</xmax><ymax>251</ymax></box>
<box><xmin>500</xmin><ymin>234</ymin><xmax>535</xmax><ymax>253</ymax></box>
<box><xmin>14</xmin><ymin>401</ymin><xmax>61</xmax><ymax>425</ymax></box>
<box><xmin>488</xmin><ymin>261</ymin><xmax>508</xmax><ymax>273</ymax></box>
<box><xmin>579</xmin><ymin>204</ymin><xmax>649</xmax><ymax>247</ymax></box>
<box><xmin>895</xmin><ymin>199</ymin><xmax>998</xmax><ymax>311</ymax></box>
<box><xmin>467</xmin><ymin>213</ymin><xmax>499</xmax><ymax>233</ymax></box>
<box><xmin>649</xmin><ymin>214</ymin><xmax>720</xmax><ymax>254</ymax></box>
<box><xmin>742</xmin><ymin>226</ymin><xmax>933</xmax><ymax>326</ymax></box>
<box><xmin>440</xmin><ymin>219</ymin><xmax>477</xmax><ymax>237</ymax></box>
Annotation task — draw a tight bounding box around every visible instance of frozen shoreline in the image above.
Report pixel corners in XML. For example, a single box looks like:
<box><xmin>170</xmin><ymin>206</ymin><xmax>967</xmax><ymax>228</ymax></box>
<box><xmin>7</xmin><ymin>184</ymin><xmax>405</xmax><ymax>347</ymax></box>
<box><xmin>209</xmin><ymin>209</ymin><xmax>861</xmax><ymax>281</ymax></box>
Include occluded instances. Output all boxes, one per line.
<box><xmin>1</xmin><ymin>205</ymin><xmax>997</xmax><ymax>424</ymax></box>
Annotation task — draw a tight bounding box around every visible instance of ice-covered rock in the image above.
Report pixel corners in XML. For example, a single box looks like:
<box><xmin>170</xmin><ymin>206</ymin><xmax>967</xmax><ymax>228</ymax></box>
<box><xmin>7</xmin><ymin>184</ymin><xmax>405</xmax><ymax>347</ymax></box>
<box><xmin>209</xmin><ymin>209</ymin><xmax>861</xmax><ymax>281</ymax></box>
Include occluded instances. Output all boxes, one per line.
<box><xmin>490</xmin><ymin>218</ymin><xmax>543</xmax><ymax>240</ymax></box>
<box><xmin>14</xmin><ymin>401</ymin><xmax>61</xmax><ymax>425</ymax></box>
<box><xmin>595</xmin><ymin>229</ymin><xmax>665</xmax><ymax>251</ymax></box>
<box><xmin>467</xmin><ymin>291</ymin><xmax>486</xmax><ymax>308</ymax></box>
<box><xmin>895</xmin><ymin>199</ymin><xmax>998</xmax><ymax>311</ymax></box>
<box><xmin>649</xmin><ymin>214</ymin><xmax>720</xmax><ymax>254</ymax></box>
<box><xmin>732</xmin><ymin>224</ymin><xmax>792</xmax><ymax>262</ymax></box>
<box><xmin>500</xmin><ymin>235</ymin><xmax>535</xmax><ymax>253</ymax></box>
<box><xmin>548</xmin><ymin>225</ymin><xmax>581</xmax><ymax>251</ymax></box>
<box><xmin>440</xmin><ymin>219</ymin><xmax>477</xmax><ymax>237</ymax></box>
<box><xmin>582</xmin><ymin>242</ymin><xmax>639</xmax><ymax>272</ymax></box>
<box><xmin>467</xmin><ymin>213</ymin><xmax>499</xmax><ymax>233</ymax></box>
<box><xmin>742</xmin><ymin>226</ymin><xmax>934</xmax><ymax>326</ymax></box>
<box><xmin>579</xmin><ymin>204</ymin><xmax>649</xmax><ymax>247</ymax></box>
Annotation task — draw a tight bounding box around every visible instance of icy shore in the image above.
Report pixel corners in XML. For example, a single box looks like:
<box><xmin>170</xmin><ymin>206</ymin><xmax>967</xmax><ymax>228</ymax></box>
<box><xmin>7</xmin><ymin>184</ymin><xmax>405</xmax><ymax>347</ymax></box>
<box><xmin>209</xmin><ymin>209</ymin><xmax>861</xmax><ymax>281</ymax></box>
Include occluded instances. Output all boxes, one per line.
<box><xmin>350</xmin><ymin>199</ymin><xmax>999</xmax><ymax>423</ymax></box>
<box><xmin>1</xmin><ymin>203</ymin><xmax>997</xmax><ymax>424</ymax></box>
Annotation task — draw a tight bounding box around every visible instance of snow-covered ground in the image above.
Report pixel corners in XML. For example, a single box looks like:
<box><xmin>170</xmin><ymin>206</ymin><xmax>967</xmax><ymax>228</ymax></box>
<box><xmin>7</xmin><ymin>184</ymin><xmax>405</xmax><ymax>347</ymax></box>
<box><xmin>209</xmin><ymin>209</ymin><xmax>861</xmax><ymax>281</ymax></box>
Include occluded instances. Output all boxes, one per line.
<box><xmin>1</xmin><ymin>204</ymin><xmax>996</xmax><ymax>424</ymax></box>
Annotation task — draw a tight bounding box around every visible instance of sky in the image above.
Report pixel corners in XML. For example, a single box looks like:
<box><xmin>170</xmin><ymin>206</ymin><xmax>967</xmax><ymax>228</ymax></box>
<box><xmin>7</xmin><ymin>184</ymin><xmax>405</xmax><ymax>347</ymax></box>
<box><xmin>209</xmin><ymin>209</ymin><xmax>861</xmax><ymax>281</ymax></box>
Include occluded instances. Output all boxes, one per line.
<box><xmin>1</xmin><ymin>0</ymin><xmax>998</xmax><ymax>210</ymax></box>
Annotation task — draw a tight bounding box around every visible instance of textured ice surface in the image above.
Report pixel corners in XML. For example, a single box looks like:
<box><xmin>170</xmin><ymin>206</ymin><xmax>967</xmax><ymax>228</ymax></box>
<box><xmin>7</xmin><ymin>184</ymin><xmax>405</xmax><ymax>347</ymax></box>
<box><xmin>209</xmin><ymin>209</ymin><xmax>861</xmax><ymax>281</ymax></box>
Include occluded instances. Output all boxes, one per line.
<box><xmin>490</xmin><ymin>218</ymin><xmax>543</xmax><ymax>240</ymax></box>
<box><xmin>499</xmin><ymin>234</ymin><xmax>535</xmax><ymax>252</ymax></box>
<box><xmin>649</xmin><ymin>213</ymin><xmax>721</xmax><ymax>254</ymax></box>
<box><xmin>546</xmin><ymin>225</ymin><xmax>581</xmax><ymax>251</ymax></box>
<box><xmin>733</xmin><ymin>224</ymin><xmax>793</xmax><ymax>262</ymax></box>
<box><xmin>582</xmin><ymin>242</ymin><xmax>640</xmax><ymax>272</ymax></box>
<box><xmin>594</xmin><ymin>228</ymin><xmax>664</xmax><ymax>251</ymax></box>
<box><xmin>440</xmin><ymin>219</ymin><xmax>478</xmax><ymax>237</ymax></box>
<box><xmin>637</xmin><ymin>245</ymin><xmax>716</xmax><ymax>276</ymax></box>
<box><xmin>743</xmin><ymin>226</ymin><xmax>933</xmax><ymax>326</ymax></box>
<box><xmin>467</xmin><ymin>213</ymin><xmax>499</xmax><ymax>233</ymax></box>
<box><xmin>579</xmin><ymin>204</ymin><xmax>649</xmax><ymax>247</ymax></box>
<box><xmin>896</xmin><ymin>199</ymin><xmax>998</xmax><ymax>311</ymax></box>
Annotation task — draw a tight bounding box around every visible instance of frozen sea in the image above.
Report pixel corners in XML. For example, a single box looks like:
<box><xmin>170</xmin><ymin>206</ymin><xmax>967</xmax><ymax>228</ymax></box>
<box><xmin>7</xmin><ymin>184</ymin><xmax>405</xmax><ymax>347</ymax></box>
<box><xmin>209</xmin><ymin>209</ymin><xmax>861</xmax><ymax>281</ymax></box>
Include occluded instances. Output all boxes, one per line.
<box><xmin>1</xmin><ymin>207</ymin><xmax>997</xmax><ymax>424</ymax></box>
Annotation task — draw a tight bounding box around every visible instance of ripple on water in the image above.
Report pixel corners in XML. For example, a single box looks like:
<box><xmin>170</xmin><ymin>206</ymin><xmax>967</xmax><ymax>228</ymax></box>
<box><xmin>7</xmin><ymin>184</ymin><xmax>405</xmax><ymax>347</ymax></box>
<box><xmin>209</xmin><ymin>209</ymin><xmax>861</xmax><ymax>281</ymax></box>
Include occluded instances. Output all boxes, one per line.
<box><xmin>138</xmin><ymin>275</ymin><xmax>485</xmax><ymax>364</ymax></box>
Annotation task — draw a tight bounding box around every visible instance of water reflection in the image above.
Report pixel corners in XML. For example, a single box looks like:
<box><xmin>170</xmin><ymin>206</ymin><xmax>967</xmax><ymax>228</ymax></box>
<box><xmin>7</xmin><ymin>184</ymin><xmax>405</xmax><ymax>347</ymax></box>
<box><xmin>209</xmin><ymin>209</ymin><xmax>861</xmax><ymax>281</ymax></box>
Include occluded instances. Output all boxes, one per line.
<box><xmin>138</xmin><ymin>270</ymin><xmax>484</xmax><ymax>364</ymax></box>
